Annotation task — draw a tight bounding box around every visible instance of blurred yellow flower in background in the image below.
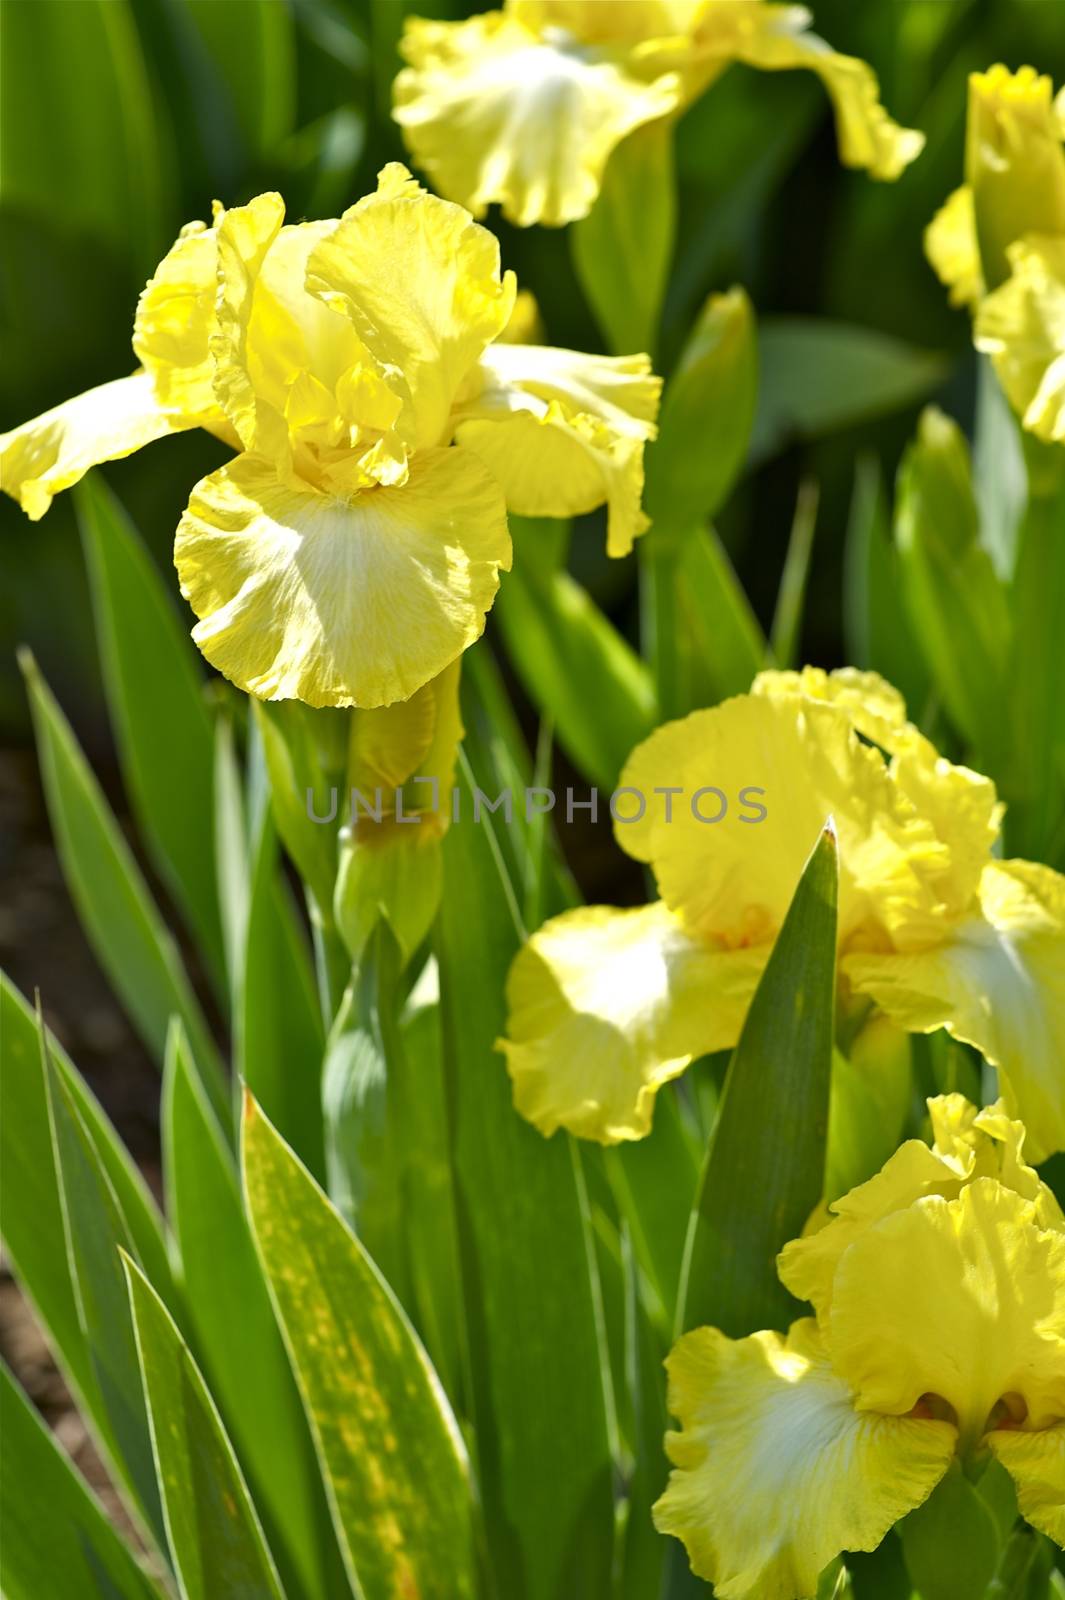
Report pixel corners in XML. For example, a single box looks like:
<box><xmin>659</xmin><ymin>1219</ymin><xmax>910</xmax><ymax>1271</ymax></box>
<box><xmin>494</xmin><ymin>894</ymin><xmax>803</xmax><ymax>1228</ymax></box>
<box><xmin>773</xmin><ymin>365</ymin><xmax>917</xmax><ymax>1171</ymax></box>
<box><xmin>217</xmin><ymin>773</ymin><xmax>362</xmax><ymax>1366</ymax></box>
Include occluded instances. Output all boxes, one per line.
<box><xmin>393</xmin><ymin>0</ymin><xmax>924</xmax><ymax>229</ymax></box>
<box><xmin>500</xmin><ymin>668</ymin><xmax>1065</xmax><ymax>1156</ymax></box>
<box><xmin>927</xmin><ymin>65</ymin><xmax>1065</xmax><ymax>443</ymax></box>
<box><xmin>0</xmin><ymin>166</ymin><xmax>660</xmax><ymax>708</ymax></box>
<box><xmin>654</xmin><ymin>1094</ymin><xmax>1065</xmax><ymax>1597</ymax></box>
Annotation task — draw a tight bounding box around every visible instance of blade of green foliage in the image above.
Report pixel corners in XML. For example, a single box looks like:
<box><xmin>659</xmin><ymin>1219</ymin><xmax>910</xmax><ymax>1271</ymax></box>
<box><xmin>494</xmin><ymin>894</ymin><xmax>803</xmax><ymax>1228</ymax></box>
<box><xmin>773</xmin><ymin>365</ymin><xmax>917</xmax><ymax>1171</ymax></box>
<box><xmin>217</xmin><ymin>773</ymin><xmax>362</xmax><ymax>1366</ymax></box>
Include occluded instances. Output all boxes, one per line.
<box><xmin>680</xmin><ymin>823</ymin><xmax>838</xmax><ymax>1336</ymax></box>
<box><xmin>894</xmin><ymin>408</ymin><xmax>1010</xmax><ymax>764</ymax></box>
<box><xmin>42</xmin><ymin>1038</ymin><xmax>167</xmax><ymax>1551</ymax></box>
<box><xmin>20</xmin><ymin>650</ymin><xmax>227</xmax><ymax>1115</ymax></box>
<box><xmin>281</xmin><ymin>105</ymin><xmax>368</xmax><ymax>221</ymax></box>
<box><xmin>183</xmin><ymin>0</ymin><xmax>294</xmax><ymax>157</ymax></box>
<box><xmin>973</xmin><ymin>356</ymin><xmax>1027</xmax><ymax>580</ymax></box>
<box><xmin>324</xmin><ymin>932</ymin><xmax>465</xmax><ymax>1405</ymax></box>
<box><xmin>396</xmin><ymin>991</ymin><xmax>466</xmax><ymax>1403</ymax></box>
<box><xmin>242</xmin><ymin>1092</ymin><xmax>476</xmax><ymax>1600</ymax></box>
<box><xmin>843</xmin><ymin>455</ymin><xmax>931</xmax><ymax>718</ymax></box>
<box><xmin>237</xmin><ymin>812</ymin><xmax>327</xmax><ymax>1182</ymax></box>
<box><xmin>213</xmin><ymin>713</ymin><xmax>251</xmax><ymax>999</ymax></box>
<box><xmin>0</xmin><ymin>0</ymin><xmax>165</xmax><ymax>271</ymax></box>
<box><xmin>618</xmin><ymin>1239</ymin><xmax>674</xmax><ymax>1600</ymax></box>
<box><xmin>603</xmin><ymin>1088</ymin><xmax>700</xmax><ymax>1337</ymax></box>
<box><xmin>675</xmin><ymin>524</ymin><xmax>766</xmax><ymax>704</ymax></box>
<box><xmin>826</xmin><ymin>1038</ymin><xmax>912</xmax><ymax>1206</ymax></box>
<box><xmin>770</xmin><ymin>480</ymin><xmax>818</xmax><ymax>670</ymax></box>
<box><xmin>124</xmin><ymin>1258</ymin><xmax>286</xmax><ymax>1600</ymax></box>
<box><xmin>645</xmin><ymin>287</ymin><xmax>758</xmax><ymax>530</ymax></box>
<box><xmin>254</xmin><ymin>700</ymin><xmax>344</xmax><ymax>919</ymax></box>
<box><xmin>494</xmin><ymin>554</ymin><xmax>657</xmax><ymax>789</ymax></box>
<box><xmin>0</xmin><ymin>1362</ymin><xmax>164</xmax><ymax>1600</ymax></box>
<box><xmin>321</xmin><ymin>982</ymin><xmax>406</xmax><ymax>1285</ymax></box>
<box><xmin>163</xmin><ymin>1022</ymin><xmax>341</xmax><ymax>1600</ymax></box>
<box><xmin>76</xmin><ymin>476</ymin><xmax>225</xmax><ymax>992</ymax></box>
<box><xmin>636</xmin><ymin>287</ymin><xmax>771</xmax><ymax>708</ymax></box>
<box><xmin>1003</xmin><ymin>450</ymin><xmax>1065</xmax><ymax>865</ymax></box>
<box><xmin>435</xmin><ymin>756</ymin><xmax>618</xmax><ymax>1599</ymax></box>
<box><xmin>571</xmin><ymin>122</ymin><xmax>674</xmax><ymax>356</ymax></box>
<box><xmin>668</xmin><ymin>73</ymin><xmax>819</xmax><ymax>329</ymax></box>
<box><xmin>899</xmin><ymin>1464</ymin><xmax>1001</xmax><ymax>1600</ymax></box>
<box><xmin>462</xmin><ymin>644</ymin><xmax>579</xmax><ymax>922</ymax></box>
<box><xmin>0</xmin><ymin>974</ymin><xmax>175</xmax><ymax>1413</ymax></box>
<box><xmin>750</xmin><ymin>319</ymin><xmax>948</xmax><ymax>463</ymax></box>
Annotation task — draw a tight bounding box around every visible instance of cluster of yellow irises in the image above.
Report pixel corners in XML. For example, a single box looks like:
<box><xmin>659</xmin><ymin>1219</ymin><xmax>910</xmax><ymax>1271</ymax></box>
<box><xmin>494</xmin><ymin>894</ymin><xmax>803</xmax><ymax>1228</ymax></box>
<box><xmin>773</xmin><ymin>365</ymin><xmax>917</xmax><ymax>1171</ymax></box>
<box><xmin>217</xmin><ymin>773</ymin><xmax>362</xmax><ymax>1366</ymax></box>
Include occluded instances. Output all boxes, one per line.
<box><xmin>2</xmin><ymin>6</ymin><xmax>1063</xmax><ymax>1594</ymax></box>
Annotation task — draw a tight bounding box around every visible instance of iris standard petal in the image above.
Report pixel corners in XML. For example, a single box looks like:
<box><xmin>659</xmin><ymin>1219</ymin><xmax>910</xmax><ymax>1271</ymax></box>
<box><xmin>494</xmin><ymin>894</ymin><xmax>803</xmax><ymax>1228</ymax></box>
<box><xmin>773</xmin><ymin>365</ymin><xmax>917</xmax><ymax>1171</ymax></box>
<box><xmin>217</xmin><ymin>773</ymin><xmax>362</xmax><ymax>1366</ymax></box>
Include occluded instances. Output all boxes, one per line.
<box><xmin>975</xmin><ymin>234</ymin><xmax>1065</xmax><ymax>443</ymax></box>
<box><xmin>453</xmin><ymin>342</ymin><xmax>661</xmax><ymax>556</ymax></box>
<box><xmin>499</xmin><ymin>900</ymin><xmax>765</xmax><ymax>1142</ymax></box>
<box><xmin>174</xmin><ymin>446</ymin><xmax>510</xmax><ymax>709</ymax></box>
<box><xmin>616</xmin><ymin>690</ymin><xmax>928</xmax><ymax>949</ymax></box>
<box><xmin>653</xmin><ymin>1319</ymin><xmax>955</xmax><ymax>1599</ymax></box>
<box><xmin>779</xmin><ymin>1091</ymin><xmax>1063</xmax><ymax>1314</ymax></box>
<box><xmin>307</xmin><ymin>164</ymin><xmax>515</xmax><ymax>453</ymax></box>
<box><xmin>777</xmin><ymin>1137</ymin><xmax>967</xmax><ymax>1317</ymax></box>
<box><xmin>393</xmin><ymin>12</ymin><xmax>681</xmax><ymax>228</ymax></box>
<box><xmin>133</xmin><ymin>217</ymin><xmax>226</xmax><ymax>419</ymax></box>
<box><xmin>988</xmin><ymin>1422</ymin><xmax>1065</xmax><ymax>1544</ymax></box>
<box><xmin>209</xmin><ymin>192</ymin><xmax>289</xmax><ymax>458</ymax></box>
<box><xmin>828</xmin><ymin>1180</ymin><xmax>1065</xmax><ymax>1446</ymax></box>
<box><xmin>0</xmin><ymin>371</ymin><xmax>194</xmax><ymax>521</ymax></box>
<box><xmin>843</xmin><ymin>859</ymin><xmax>1065</xmax><ymax>1161</ymax></box>
<box><xmin>966</xmin><ymin>65</ymin><xmax>1065</xmax><ymax>291</ymax></box>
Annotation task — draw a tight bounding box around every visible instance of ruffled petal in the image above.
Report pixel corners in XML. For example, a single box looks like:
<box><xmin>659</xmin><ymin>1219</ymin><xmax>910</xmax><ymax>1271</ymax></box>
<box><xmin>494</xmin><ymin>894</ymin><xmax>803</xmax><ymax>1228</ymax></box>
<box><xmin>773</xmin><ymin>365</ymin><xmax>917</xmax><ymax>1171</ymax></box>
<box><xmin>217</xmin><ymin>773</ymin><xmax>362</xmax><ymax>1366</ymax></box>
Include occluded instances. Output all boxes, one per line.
<box><xmin>174</xmin><ymin>446</ymin><xmax>510</xmax><ymax>708</ymax></box>
<box><xmin>499</xmin><ymin>900</ymin><xmax>765</xmax><ymax>1142</ymax></box>
<box><xmin>828</xmin><ymin>1180</ymin><xmax>1065</xmax><ymax>1446</ymax></box>
<box><xmin>393</xmin><ymin>13</ymin><xmax>681</xmax><ymax>227</ymax></box>
<box><xmin>843</xmin><ymin>859</ymin><xmax>1065</xmax><ymax>1161</ymax></box>
<box><xmin>752</xmin><ymin>665</ymin><xmax>911</xmax><ymax>750</ymax></box>
<box><xmin>988</xmin><ymin>1422</ymin><xmax>1065</xmax><ymax>1544</ymax></box>
<box><xmin>510</xmin><ymin>1</ymin><xmax>686</xmax><ymax>44</ymax></box>
<box><xmin>691</xmin><ymin>3</ymin><xmax>924</xmax><ymax>180</ymax></box>
<box><xmin>975</xmin><ymin>234</ymin><xmax>1065</xmax><ymax>443</ymax></box>
<box><xmin>209</xmin><ymin>192</ymin><xmax>289</xmax><ymax>458</ymax></box>
<box><xmin>653</xmin><ymin>1319</ymin><xmax>955</xmax><ymax>1599</ymax></box>
<box><xmin>0</xmin><ymin>372</ymin><xmax>193</xmax><ymax>520</ymax></box>
<box><xmin>778</xmin><ymin>1137</ymin><xmax>966</xmax><ymax>1318</ymax></box>
<box><xmin>307</xmin><ymin>163</ymin><xmax>515</xmax><ymax>453</ymax></box>
<box><xmin>133</xmin><ymin>218</ymin><xmax>226</xmax><ymax>419</ymax></box>
<box><xmin>616</xmin><ymin>689</ymin><xmax>966</xmax><ymax>952</ymax></box>
<box><xmin>966</xmin><ymin>66</ymin><xmax>1065</xmax><ymax>291</ymax></box>
<box><xmin>780</xmin><ymin>1090</ymin><xmax>1062</xmax><ymax>1315</ymax></box>
<box><xmin>925</xmin><ymin>186</ymin><xmax>984</xmax><ymax>309</ymax></box>
<box><xmin>453</xmin><ymin>341</ymin><xmax>661</xmax><ymax>556</ymax></box>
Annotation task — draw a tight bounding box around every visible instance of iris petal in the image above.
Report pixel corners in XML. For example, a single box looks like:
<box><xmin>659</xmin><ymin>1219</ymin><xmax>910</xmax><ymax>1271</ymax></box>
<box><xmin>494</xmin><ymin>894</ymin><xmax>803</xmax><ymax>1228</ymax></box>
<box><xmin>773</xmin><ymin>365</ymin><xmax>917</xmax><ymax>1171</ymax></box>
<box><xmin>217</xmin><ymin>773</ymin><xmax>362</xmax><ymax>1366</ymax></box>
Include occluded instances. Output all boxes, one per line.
<box><xmin>654</xmin><ymin>1318</ymin><xmax>954</xmax><ymax>1598</ymax></box>
<box><xmin>174</xmin><ymin>446</ymin><xmax>509</xmax><ymax>708</ymax></box>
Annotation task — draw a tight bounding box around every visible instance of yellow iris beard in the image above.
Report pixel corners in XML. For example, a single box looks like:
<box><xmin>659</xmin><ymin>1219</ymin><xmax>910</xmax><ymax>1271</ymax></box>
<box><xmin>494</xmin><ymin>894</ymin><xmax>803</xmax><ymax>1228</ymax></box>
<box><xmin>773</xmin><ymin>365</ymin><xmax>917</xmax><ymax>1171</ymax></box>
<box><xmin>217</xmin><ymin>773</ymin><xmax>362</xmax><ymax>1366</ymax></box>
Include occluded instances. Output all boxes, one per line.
<box><xmin>499</xmin><ymin>667</ymin><xmax>1065</xmax><ymax>1158</ymax></box>
<box><xmin>393</xmin><ymin>0</ymin><xmax>924</xmax><ymax>230</ymax></box>
<box><xmin>654</xmin><ymin>1095</ymin><xmax>1065</xmax><ymax>1598</ymax></box>
<box><xmin>0</xmin><ymin>165</ymin><xmax>661</xmax><ymax>709</ymax></box>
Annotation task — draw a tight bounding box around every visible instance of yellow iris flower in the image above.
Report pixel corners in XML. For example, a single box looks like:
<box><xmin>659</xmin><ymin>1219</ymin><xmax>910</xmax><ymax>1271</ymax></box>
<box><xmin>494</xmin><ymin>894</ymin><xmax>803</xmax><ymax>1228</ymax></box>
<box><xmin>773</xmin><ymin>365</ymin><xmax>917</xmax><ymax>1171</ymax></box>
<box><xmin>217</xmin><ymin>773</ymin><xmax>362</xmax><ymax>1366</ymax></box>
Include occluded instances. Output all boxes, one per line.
<box><xmin>393</xmin><ymin>0</ymin><xmax>924</xmax><ymax>230</ymax></box>
<box><xmin>926</xmin><ymin>65</ymin><xmax>1065</xmax><ymax>443</ymax></box>
<box><xmin>654</xmin><ymin>1094</ymin><xmax>1065</xmax><ymax>1597</ymax></box>
<box><xmin>0</xmin><ymin>165</ymin><xmax>660</xmax><ymax>708</ymax></box>
<box><xmin>499</xmin><ymin>667</ymin><xmax>1065</xmax><ymax>1158</ymax></box>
